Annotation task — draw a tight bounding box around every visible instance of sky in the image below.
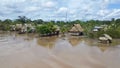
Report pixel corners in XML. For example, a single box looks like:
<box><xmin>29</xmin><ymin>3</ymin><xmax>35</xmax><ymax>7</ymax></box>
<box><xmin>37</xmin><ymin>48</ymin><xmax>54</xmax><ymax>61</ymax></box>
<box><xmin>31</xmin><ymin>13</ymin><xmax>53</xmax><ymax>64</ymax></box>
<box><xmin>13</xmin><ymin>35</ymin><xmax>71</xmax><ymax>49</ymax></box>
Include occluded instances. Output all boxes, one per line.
<box><xmin>0</xmin><ymin>0</ymin><xmax>120</xmax><ymax>21</ymax></box>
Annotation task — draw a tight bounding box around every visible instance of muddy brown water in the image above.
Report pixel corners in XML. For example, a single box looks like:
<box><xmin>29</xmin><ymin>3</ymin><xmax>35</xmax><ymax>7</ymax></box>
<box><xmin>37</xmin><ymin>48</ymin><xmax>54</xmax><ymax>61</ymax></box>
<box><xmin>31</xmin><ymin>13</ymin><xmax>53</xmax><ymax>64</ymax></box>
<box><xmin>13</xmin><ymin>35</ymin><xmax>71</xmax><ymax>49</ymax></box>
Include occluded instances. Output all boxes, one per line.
<box><xmin>0</xmin><ymin>31</ymin><xmax>120</xmax><ymax>68</ymax></box>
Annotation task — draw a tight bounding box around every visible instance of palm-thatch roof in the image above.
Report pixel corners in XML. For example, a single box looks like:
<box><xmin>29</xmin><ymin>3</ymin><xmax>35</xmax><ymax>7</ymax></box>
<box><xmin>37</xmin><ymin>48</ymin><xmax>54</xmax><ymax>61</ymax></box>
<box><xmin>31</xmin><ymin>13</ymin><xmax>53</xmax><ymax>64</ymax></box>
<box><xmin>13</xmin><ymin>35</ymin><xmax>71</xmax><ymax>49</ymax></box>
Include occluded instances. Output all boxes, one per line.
<box><xmin>16</xmin><ymin>24</ymin><xmax>22</xmax><ymax>29</ymax></box>
<box><xmin>69</xmin><ymin>24</ymin><xmax>84</xmax><ymax>32</ymax></box>
<box><xmin>54</xmin><ymin>25</ymin><xmax>60</xmax><ymax>31</ymax></box>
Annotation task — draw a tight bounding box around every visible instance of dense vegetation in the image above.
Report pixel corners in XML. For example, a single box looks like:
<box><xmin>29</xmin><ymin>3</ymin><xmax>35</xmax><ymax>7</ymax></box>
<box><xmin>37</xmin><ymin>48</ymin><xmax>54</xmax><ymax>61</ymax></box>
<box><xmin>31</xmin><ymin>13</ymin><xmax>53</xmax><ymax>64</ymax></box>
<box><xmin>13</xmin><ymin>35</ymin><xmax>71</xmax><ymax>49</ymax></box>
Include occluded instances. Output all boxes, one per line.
<box><xmin>0</xmin><ymin>16</ymin><xmax>120</xmax><ymax>38</ymax></box>
<box><xmin>36</xmin><ymin>22</ymin><xmax>57</xmax><ymax>35</ymax></box>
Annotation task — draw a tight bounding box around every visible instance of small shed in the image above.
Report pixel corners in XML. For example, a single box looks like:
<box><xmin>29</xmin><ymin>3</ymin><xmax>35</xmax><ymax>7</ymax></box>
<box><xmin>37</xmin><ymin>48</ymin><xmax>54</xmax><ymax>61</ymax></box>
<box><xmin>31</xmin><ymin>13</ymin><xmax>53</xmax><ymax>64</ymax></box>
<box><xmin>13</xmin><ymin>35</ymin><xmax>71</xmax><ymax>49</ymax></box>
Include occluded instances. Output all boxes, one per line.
<box><xmin>99</xmin><ymin>34</ymin><xmax>112</xmax><ymax>43</ymax></box>
<box><xmin>93</xmin><ymin>26</ymin><xmax>103</xmax><ymax>32</ymax></box>
<box><xmin>15</xmin><ymin>24</ymin><xmax>22</xmax><ymax>31</ymax></box>
<box><xmin>69</xmin><ymin>24</ymin><xmax>84</xmax><ymax>36</ymax></box>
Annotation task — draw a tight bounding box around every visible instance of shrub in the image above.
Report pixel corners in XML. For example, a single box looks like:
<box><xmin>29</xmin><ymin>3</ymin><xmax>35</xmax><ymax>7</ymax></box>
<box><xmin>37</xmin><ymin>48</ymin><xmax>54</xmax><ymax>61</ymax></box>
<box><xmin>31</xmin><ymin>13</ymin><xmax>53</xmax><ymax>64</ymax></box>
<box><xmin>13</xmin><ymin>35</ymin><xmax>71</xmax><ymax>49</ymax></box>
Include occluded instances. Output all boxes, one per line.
<box><xmin>36</xmin><ymin>22</ymin><xmax>57</xmax><ymax>35</ymax></box>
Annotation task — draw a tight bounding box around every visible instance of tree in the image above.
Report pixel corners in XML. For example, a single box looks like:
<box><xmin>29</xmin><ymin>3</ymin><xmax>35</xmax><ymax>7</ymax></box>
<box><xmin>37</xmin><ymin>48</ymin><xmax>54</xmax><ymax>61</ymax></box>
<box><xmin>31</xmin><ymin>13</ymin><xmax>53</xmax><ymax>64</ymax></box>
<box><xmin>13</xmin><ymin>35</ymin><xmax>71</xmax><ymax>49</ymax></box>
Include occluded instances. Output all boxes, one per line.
<box><xmin>18</xmin><ymin>16</ymin><xmax>28</xmax><ymax>24</ymax></box>
<box><xmin>33</xmin><ymin>19</ymin><xmax>43</xmax><ymax>24</ymax></box>
<box><xmin>3</xmin><ymin>19</ymin><xmax>12</xmax><ymax>24</ymax></box>
<box><xmin>36</xmin><ymin>22</ymin><xmax>57</xmax><ymax>35</ymax></box>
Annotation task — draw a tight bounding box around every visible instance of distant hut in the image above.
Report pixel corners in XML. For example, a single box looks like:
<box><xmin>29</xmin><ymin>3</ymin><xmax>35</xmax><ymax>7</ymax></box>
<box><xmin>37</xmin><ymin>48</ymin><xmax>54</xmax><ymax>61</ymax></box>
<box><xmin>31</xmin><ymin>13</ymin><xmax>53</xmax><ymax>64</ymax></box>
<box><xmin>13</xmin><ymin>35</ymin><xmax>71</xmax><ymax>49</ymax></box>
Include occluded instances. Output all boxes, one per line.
<box><xmin>69</xmin><ymin>24</ymin><xmax>84</xmax><ymax>36</ymax></box>
<box><xmin>99</xmin><ymin>34</ymin><xmax>112</xmax><ymax>43</ymax></box>
<box><xmin>25</xmin><ymin>24</ymin><xmax>35</xmax><ymax>33</ymax></box>
<box><xmin>18</xmin><ymin>24</ymin><xmax>35</xmax><ymax>34</ymax></box>
<box><xmin>53</xmin><ymin>25</ymin><xmax>60</xmax><ymax>35</ymax></box>
<box><xmin>93</xmin><ymin>26</ymin><xmax>103</xmax><ymax>32</ymax></box>
<box><xmin>10</xmin><ymin>25</ymin><xmax>16</xmax><ymax>31</ymax></box>
<box><xmin>15</xmin><ymin>24</ymin><xmax>22</xmax><ymax>31</ymax></box>
<box><xmin>18</xmin><ymin>26</ymin><xmax>27</xmax><ymax>34</ymax></box>
<box><xmin>93</xmin><ymin>25</ymin><xmax>108</xmax><ymax>32</ymax></box>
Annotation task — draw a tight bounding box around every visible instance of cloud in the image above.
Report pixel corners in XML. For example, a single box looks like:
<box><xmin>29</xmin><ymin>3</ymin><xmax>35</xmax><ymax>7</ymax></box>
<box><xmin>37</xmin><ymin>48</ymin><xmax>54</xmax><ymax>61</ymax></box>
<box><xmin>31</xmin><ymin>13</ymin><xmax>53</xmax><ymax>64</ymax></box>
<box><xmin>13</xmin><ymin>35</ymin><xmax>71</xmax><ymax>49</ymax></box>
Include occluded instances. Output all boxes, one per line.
<box><xmin>0</xmin><ymin>0</ymin><xmax>120</xmax><ymax>20</ymax></box>
<box><xmin>97</xmin><ymin>10</ymin><xmax>110</xmax><ymax>16</ymax></box>
<box><xmin>103</xmin><ymin>9</ymin><xmax>120</xmax><ymax>19</ymax></box>
<box><xmin>57</xmin><ymin>7</ymin><xmax>68</xmax><ymax>13</ymax></box>
<box><xmin>24</xmin><ymin>6</ymin><xmax>40</xmax><ymax>12</ymax></box>
<box><xmin>110</xmin><ymin>0</ymin><xmax>120</xmax><ymax>4</ymax></box>
<box><xmin>43</xmin><ymin>1</ymin><xmax>56</xmax><ymax>8</ymax></box>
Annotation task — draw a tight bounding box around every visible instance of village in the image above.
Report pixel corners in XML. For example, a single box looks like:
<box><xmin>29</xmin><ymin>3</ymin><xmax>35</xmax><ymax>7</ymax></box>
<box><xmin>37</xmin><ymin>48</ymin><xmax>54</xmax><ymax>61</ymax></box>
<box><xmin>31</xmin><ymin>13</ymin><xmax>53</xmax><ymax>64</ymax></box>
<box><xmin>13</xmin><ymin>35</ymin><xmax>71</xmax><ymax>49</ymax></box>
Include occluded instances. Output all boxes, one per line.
<box><xmin>0</xmin><ymin>17</ymin><xmax>120</xmax><ymax>44</ymax></box>
<box><xmin>1</xmin><ymin>0</ymin><xmax>120</xmax><ymax>68</ymax></box>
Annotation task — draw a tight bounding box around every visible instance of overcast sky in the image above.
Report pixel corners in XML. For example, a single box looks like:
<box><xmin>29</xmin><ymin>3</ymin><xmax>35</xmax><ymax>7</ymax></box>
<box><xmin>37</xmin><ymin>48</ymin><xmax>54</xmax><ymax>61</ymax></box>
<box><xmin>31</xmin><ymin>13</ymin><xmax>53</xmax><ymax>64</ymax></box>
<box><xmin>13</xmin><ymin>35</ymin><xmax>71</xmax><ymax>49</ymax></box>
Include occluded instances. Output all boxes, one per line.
<box><xmin>0</xmin><ymin>0</ymin><xmax>120</xmax><ymax>21</ymax></box>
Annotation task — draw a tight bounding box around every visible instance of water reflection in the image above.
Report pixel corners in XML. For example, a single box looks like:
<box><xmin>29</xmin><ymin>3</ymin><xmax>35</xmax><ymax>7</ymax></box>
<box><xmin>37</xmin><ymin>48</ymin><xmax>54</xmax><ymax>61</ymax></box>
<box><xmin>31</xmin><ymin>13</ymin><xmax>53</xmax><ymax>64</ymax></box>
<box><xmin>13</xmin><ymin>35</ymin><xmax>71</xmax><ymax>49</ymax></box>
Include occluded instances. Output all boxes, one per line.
<box><xmin>37</xmin><ymin>36</ymin><xmax>59</xmax><ymax>48</ymax></box>
<box><xmin>36</xmin><ymin>35</ymin><xmax>120</xmax><ymax>52</ymax></box>
<box><xmin>0</xmin><ymin>31</ymin><xmax>120</xmax><ymax>52</ymax></box>
<box><xmin>68</xmin><ymin>36</ymin><xmax>84</xmax><ymax>46</ymax></box>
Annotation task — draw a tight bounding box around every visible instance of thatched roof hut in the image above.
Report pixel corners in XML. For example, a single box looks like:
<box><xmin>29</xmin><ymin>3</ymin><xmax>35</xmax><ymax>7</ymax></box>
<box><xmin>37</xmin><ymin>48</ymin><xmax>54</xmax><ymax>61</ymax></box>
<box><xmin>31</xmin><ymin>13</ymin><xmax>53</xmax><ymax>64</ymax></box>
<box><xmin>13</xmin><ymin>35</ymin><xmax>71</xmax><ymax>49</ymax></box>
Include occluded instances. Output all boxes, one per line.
<box><xmin>69</xmin><ymin>24</ymin><xmax>84</xmax><ymax>36</ymax></box>
<box><xmin>99</xmin><ymin>34</ymin><xmax>112</xmax><ymax>43</ymax></box>
<box><xmin>16</xmin><ymin>24</ymin><xmax>22</xmax><ymax>29</ymax></box>
<box><xmin>53</xmin><ymin>25</ymin><xmax>60</xmax><ymax>31</ymax></box>
<box><xmin>69</xmin><ymin>24</ymin><xmax>84</xmax><ymax>33</ymax></box>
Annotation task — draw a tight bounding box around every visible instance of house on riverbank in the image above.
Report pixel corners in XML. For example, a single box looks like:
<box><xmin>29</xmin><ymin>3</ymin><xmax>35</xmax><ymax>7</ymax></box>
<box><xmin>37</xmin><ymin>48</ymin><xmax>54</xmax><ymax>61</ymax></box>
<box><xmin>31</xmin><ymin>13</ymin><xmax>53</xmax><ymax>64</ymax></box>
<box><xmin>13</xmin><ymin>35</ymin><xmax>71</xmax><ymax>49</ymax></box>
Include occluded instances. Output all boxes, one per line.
<box><xmin>99</xmin><ymin>34</ymin><xmax>112</xmax><ymax>43</ymax></box>
<box><xmin>69</xmin><ymin>24</ymin><xmax>84</xmax><ymax>36</ymax></box>
<box><xmin>92</xmin><ymin>25</ymin><xmax>108</xmax><ymax>32</ymax></box>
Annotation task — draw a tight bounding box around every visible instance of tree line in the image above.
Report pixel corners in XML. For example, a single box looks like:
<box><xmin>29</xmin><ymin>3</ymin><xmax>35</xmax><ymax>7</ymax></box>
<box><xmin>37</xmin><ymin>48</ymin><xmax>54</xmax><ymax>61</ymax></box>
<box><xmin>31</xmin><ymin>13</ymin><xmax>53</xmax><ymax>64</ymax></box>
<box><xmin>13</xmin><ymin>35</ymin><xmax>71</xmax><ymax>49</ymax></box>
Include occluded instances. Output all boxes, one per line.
<box><xmin>0</xmin><ymin>16</ymin><xmax>120</xmax><ymax>38</ymax></box>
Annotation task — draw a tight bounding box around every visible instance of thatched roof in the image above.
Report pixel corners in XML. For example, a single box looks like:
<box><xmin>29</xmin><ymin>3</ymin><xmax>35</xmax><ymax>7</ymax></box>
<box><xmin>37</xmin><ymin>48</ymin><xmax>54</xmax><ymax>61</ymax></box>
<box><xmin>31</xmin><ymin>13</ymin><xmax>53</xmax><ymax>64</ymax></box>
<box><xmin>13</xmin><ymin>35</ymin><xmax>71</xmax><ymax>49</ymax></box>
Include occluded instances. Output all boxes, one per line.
<box><xmin>69</xmin><ymin>24</ymin><xmax>84</xmax><ymax>32</ymax></box>
<box><xmin>24</xmin><ymin>24</ymin><xmax>32</xmax><ymax>28</ymax></box>
<box><xmin>104</xmin><ymin>34</ymin><xmax>112</xmax><ymax>40</ymax></box>
<box><xmin>99</xmin><ymin>34</ymin><xmax>112</xmax><ymax>41</ymax></box>
<box><xmin>16</xmin><ymin>24</ymin><xmax>22</xmax><ymax>28</ymax></box>
<box><xmin>54</xmin><ymin>25</ymin><xmax>60</xmax><ymax>31</ymax></box>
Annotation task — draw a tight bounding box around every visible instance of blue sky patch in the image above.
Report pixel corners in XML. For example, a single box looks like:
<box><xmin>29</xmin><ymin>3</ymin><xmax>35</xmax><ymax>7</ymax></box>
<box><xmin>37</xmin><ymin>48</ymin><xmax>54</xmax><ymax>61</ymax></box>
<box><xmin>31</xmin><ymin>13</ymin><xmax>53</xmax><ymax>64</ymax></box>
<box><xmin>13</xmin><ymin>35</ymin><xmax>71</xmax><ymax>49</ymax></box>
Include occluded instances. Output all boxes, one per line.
<box><xmin>108</xmin><ymin>3</ymin><xmax>120</xmax><ymax>9</ymax></box>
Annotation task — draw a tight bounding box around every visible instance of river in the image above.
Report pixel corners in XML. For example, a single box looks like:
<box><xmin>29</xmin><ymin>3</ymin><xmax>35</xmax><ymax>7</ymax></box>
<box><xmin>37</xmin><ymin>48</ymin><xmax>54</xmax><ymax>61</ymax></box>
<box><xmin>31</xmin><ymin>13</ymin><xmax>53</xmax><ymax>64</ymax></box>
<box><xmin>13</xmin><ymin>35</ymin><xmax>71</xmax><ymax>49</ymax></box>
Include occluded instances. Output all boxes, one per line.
<box><xmin>0</xmin><ymin>31</ymin><xmax>120</xmax><ymax>68</ymax></box>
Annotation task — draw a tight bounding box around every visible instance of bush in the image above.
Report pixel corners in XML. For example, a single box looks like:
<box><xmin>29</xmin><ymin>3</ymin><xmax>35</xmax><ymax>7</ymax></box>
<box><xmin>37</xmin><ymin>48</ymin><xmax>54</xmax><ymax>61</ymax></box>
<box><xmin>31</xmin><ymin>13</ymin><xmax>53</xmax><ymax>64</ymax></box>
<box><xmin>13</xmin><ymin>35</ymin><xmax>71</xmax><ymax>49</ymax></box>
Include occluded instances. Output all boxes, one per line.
<box><xmin>0</xmin><ymin>24</ymin><xmax>11</xmax><ymax>31</ymax></box>
<box><xmin>88</xmin><ymin>24</ymin><xmax>120</xmax><ymax>38</ymax></box>
<box><xmin>36</xmin><ymin>22</ymin><xmax>57</xmax><ymax>35</ymax></box>
<box><xmin>36</xmin><ymin>25</ymin><xmax>51</xmax><ymax>34</ymax></box>
<box><xmin>105</xmin><ymin>28</ymin><xmax>120</xmax><ymax>38</ymax></box>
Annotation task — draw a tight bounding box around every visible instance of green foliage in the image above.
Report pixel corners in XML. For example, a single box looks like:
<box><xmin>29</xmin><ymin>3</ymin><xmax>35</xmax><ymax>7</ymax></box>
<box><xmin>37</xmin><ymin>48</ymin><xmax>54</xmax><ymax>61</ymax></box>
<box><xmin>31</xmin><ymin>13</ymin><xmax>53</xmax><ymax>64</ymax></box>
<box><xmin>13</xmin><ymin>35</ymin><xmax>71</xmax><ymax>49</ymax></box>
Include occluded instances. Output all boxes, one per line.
<box><xmin>0</xmin><ymin>24</ymin><xmax>11</xmax><ymax>31</ymax></box>
<box><xmin>0</xmin><ymin>16</ymin><xmax>120</xmax><ymax>38</ymax></box>
<box><xmin>36</xmin><ymin>22</ymin><xmax>57</xmax><ymax>34</ymax></box>
<box><xmin>33</xmin><ymin>19</ymin><xmax>43</xmax><ymax>24</ymax></box>
<box><xmin>105</xmin><ymin>24</ymin><xmax>120</xmax><ymax>38</ymax></box>
<box><xmin>88</xmin><ymin>30</ymin><xmax>105</xmax><ymax>38</ymax></box>
<box><xmin>88</xmin><ymin>22</ymin><xmax>120</xmax><ymax>38</ymax></box>
<box><xmin>36</xmin><ymin>25</ymin><xmax>51</xmax><ymax>34</ymax></box>
<box><xmin>60</xmin><ymin>26</ymin><xmax>67</xmax><ymax>33</ymax></box>
<box><xmin>17</xmin><ymin>16</ymin><xmax>31</xmax><ymax>24</ymax></box>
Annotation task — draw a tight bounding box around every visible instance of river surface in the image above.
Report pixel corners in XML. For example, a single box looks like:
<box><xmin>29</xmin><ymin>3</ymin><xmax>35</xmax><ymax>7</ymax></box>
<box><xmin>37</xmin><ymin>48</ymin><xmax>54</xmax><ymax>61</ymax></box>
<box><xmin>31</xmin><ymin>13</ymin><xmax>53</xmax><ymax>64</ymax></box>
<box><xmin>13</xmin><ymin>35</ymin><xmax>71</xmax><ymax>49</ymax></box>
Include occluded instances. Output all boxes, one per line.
<box><xmin>0</xmin><ymin>31</ymin><xmax>120</xmax><ymax>68</ymax></box>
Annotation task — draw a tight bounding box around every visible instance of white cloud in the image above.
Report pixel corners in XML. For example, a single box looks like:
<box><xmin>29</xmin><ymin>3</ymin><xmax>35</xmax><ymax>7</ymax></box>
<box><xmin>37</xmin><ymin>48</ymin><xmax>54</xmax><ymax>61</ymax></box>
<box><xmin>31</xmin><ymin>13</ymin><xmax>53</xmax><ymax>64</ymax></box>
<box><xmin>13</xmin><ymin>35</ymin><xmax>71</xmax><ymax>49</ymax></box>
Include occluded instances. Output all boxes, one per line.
<box><xmin>57</xmin><ymin>7</ymin><xmax>68</xmax><ymax>13</ymax></box>
<box><xmin>97</xmin><ymin>10</ymin><xmax>110</xmax><ymax>16</ymax></box>
<box><xmin>103</xmin><ymin>9</ymin><xmax>120</xmax><ymax>19</ymax></box>
<box><xmin>24</xmin><ymin>6</ymin><xmax>40</xmax><ymax>12</ymax></box>
<box><xmin>110</xmin><ymin>0</ymin><xmax>120</xmax><ymax>3</ymax></box>
<box><xmin>43</xmin><ymin>1</ymin><xmax>56</xmax><ymax>8</ymax></box>
<box><xmin>0</xmin><ymin>0</ymin><xmax>120</xmax><ymax>20</ymax></box>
